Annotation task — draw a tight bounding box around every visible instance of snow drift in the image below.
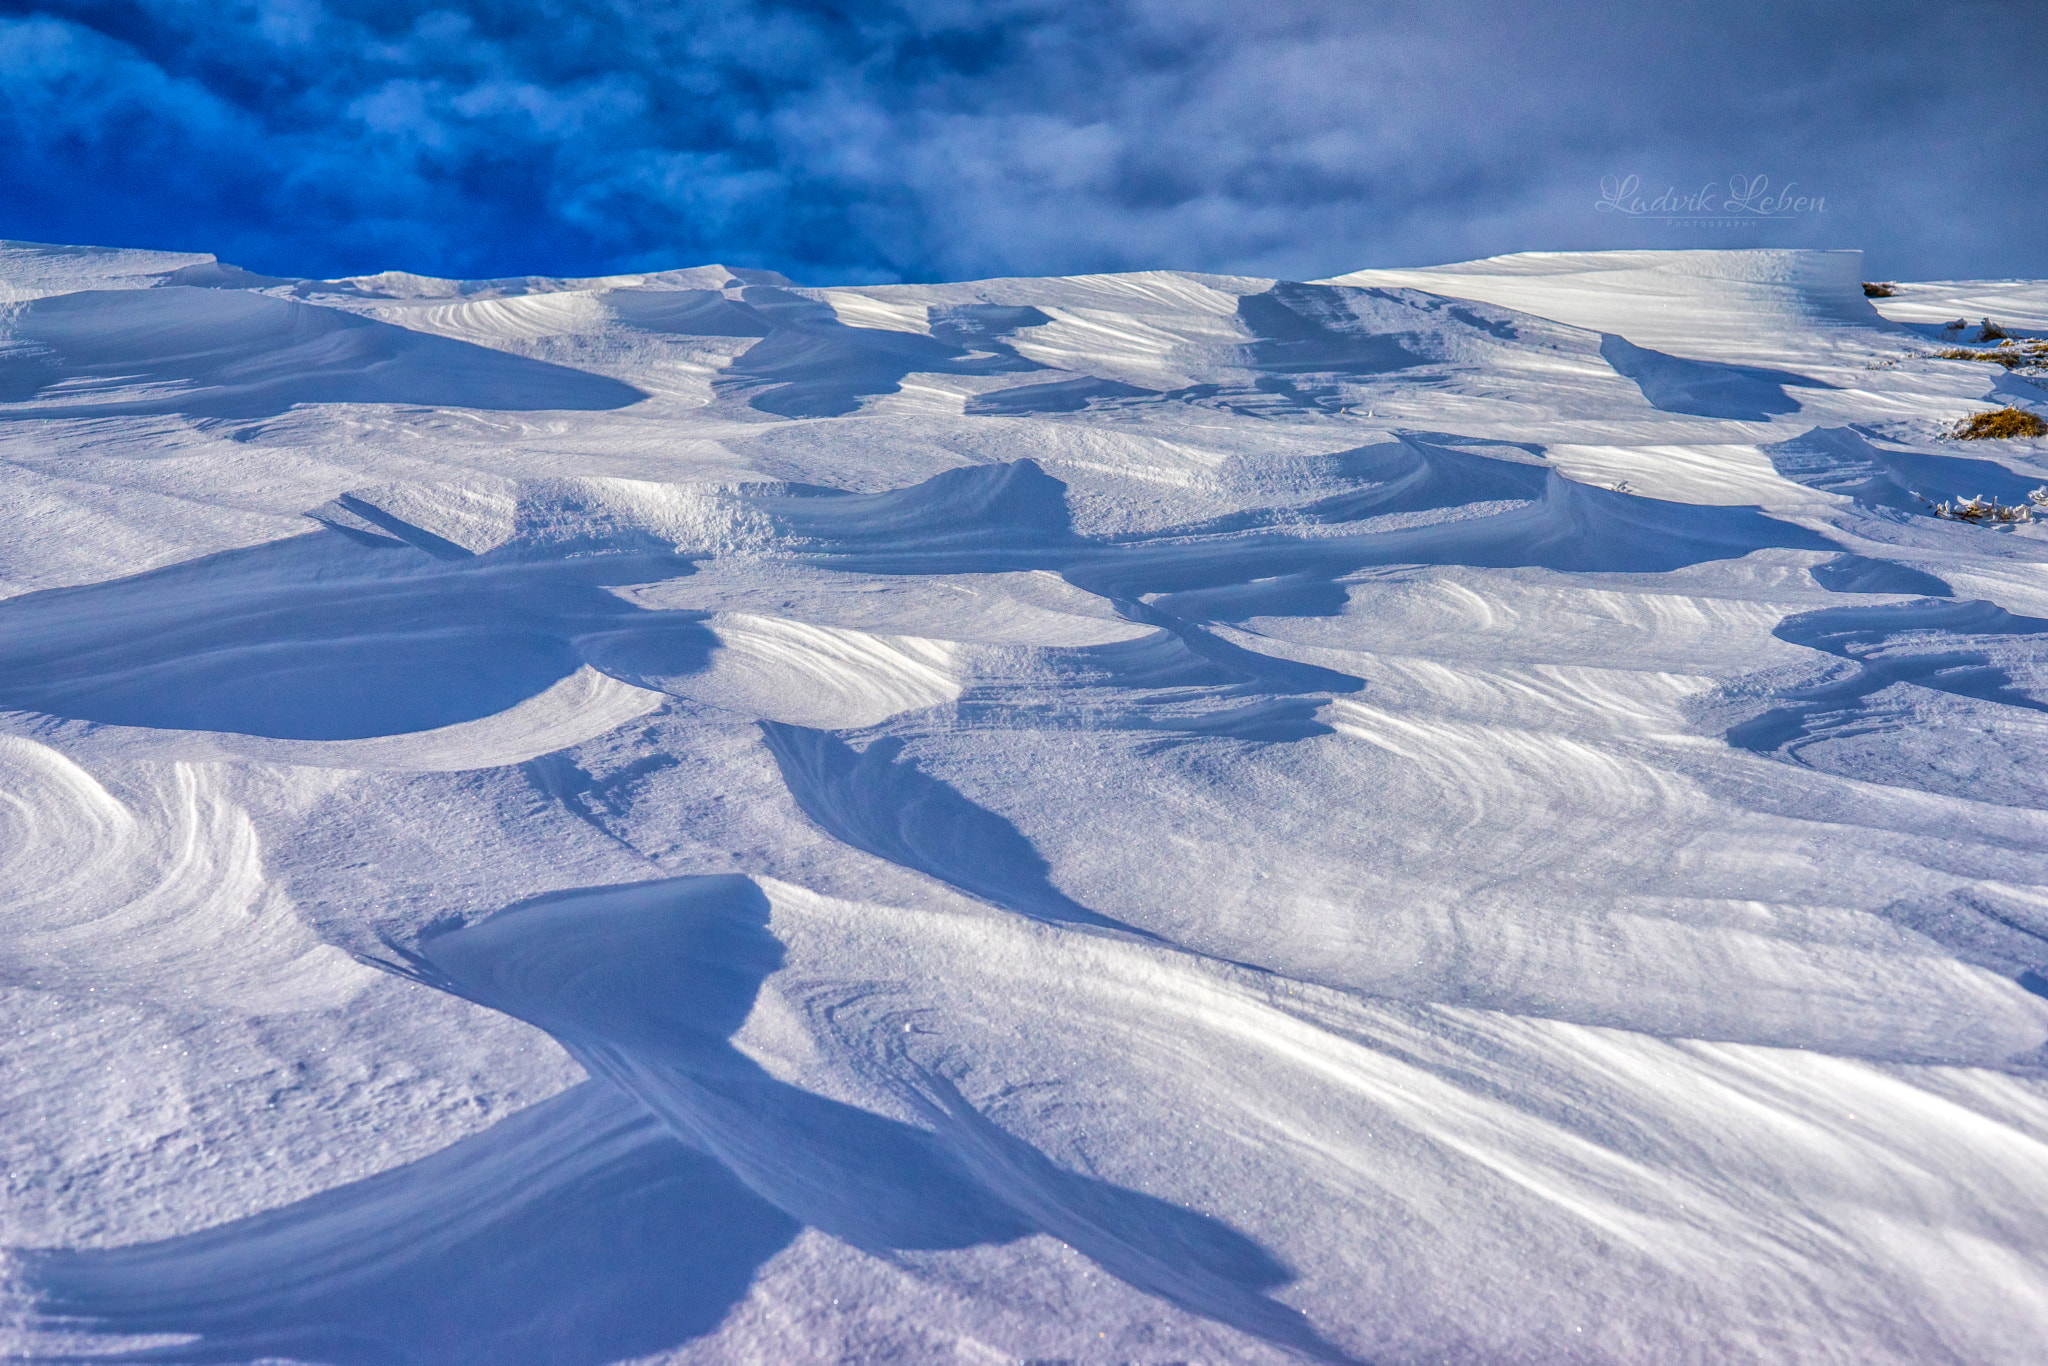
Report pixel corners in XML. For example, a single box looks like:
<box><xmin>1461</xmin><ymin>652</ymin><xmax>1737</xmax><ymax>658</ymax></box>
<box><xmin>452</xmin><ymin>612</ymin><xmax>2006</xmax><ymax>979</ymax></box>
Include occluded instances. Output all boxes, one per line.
<box><xmin>5</xmin><ymin>242</ymin><xmax>2048</xmax><ymax>1364</ymax></box>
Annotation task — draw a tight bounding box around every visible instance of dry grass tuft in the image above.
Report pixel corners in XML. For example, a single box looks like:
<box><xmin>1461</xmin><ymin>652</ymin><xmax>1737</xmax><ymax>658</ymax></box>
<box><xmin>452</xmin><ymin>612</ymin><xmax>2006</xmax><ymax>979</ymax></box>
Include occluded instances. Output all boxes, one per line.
<box><xmin>1933</xmin><ymin>343</ymin><xmax>2046</xmax><ymax>370</ymax></box>
<box><xmin>1940</xmin><ymin>317</ymin><xmax>2015</xmax><ymax>341</ymax></box>
<box><xmin>1918</xmin><ymin>484</ymin><xmax>2048</xmax><ymax>522</ymax></box>
<box><xmin>1862</xmin><ymin>282</ymin><xmax>1899</xmax><ymax>298</ymax></box>
<box><xmin>1953</xmin><ymin>407</ymin><xmax>2048</xmax><ymax>440</ymax></box>
<box><xmin>1927</xmin><ymin>493</ymin><xmax>2043</xmax><ymax>522</ymax></box>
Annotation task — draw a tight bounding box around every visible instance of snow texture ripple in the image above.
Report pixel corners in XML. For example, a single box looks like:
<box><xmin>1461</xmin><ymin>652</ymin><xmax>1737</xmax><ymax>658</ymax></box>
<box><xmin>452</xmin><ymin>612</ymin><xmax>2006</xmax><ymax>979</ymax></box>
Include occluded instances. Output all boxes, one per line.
<box><xmin>4</xmin><ymin>243</ymin><xmax>2048</xmax><ymax>1362</ymax></box>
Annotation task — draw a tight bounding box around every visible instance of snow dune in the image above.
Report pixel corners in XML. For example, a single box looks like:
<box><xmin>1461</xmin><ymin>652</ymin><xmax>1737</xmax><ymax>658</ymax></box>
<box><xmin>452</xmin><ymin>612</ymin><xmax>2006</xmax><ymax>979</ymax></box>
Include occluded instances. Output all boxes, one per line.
<box><xmin>6</xmin><ymin>243</ymin><xmax>2048</xmax><ymax>1363</ymax></box>
<box><xmin>0</xmin><ymin>736</ymin><xmax>362</xmax><ymax>1008</ymax></box>
<box><xmin>0</xmin><ymin>287</ymin><xmax>644</xmax><ymax>418</ymax></box>
<box><xmin>1327</xmin><ymin>248</ymin><xmax>1882</xmax><ymax>354</ymax></box>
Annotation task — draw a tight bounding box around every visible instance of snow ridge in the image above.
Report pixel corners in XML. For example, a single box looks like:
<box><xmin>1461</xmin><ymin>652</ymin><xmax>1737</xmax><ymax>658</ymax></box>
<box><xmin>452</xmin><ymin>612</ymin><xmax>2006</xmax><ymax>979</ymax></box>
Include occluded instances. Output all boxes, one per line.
<box><xmin>5</xmin><ymin>245</ymin><xmax>2048</xmax><ymax>1364</ymax></box>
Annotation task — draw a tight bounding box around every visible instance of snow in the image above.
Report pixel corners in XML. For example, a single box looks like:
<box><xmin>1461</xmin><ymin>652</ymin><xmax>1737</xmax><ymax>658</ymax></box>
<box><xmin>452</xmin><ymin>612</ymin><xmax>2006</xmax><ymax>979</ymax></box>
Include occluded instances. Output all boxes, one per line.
<box><xmin>4</xmin><ymin>241</ymin><xmax>2048</xmax><ymax>1363</ymax></box>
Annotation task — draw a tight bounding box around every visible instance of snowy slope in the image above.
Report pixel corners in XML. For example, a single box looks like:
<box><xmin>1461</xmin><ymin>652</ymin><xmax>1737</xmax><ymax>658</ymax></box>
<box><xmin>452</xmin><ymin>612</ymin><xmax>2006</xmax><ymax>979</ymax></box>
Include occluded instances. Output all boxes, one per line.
<box><xmin>4</xmin><ymin>239</ymin><xmax>2048</xmax><ymax>1363</ymax></box>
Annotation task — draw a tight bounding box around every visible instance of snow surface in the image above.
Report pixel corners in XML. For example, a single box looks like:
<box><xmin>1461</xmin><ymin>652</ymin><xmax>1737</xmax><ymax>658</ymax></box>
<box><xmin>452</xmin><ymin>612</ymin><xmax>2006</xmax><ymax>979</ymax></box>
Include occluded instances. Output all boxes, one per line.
<box><xmin>4</xmin><ymin>240</ymin><xmax>2048</xmax><ymax>1362</ymax></box>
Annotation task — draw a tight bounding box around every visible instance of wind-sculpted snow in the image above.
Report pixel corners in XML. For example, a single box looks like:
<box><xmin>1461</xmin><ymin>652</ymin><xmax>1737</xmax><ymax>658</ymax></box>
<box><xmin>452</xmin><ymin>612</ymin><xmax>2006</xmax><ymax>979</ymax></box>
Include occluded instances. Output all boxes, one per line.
<box><xmin>1725</xmin><ymin>598</ymin><xmax>2048</xmax><ymax>811</ymax></box>
<box><xmin>0</xmin><ymin>737</ymin><xmax>363</xmax><ymax>1008</ymax></box>
<box><xmin>1598</xmin><ymin>333</ymin><xmax>1834</xmax><ymax>420</ymax></box>
<box><xmin>0</xmin><ymin>287</ymin><xmax>645</xmax><ymax>419</ymax></box>
<box><xmin>20</xmin><ymin>1082</ymin><xmax>799</xmax><ymax>1366</ymax></box>
<box><xmin>1767</xmin><ymin>424</ymin><xmax>2048</xmax><ymax>515</ymax></box>
<box><xmin>0</xmin><ymin>532</ymin><xmax>714</xmax><ymax>740</ymax></box>
<box><xmin>315</xmin><ymin>460</ymin><xmax>1073</xmax><ymax>564</ymax></box>
<box><xmin>408</xmin><ymin>877</ymin><xmax>1352</xmax><ymax>1360</ymax></box>
<box><xmin>682</xmin><ymin>617</ymin><xmax>961</xmax><ymax>729</ymax></box>
<box><xmin>759</xmin><ymin>727</ymin><xmax>1144</xmax><ymax>935</ymax></box>
<box><xmin>10</xmin><ymin>246</ymin><xmax>2048</xmax><ymax>1363</ymax></box>
<box><xmin>1328</xmin><ymin>248</ymin><xmax>1885</xmax><ymax>354</ymax></box>
<box><xmin>719</xmin><ymin>288</ymin><xmax>1051</xmax><ymax>418</ymax></box>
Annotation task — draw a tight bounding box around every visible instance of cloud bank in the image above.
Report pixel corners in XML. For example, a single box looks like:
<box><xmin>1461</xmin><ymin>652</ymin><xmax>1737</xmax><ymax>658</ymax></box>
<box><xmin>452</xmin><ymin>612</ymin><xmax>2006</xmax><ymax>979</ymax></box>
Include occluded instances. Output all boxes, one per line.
<box><xmin>1</xmin><ymin>0</ymin><xmax>2040</xmax><ymax>283</ymax></box>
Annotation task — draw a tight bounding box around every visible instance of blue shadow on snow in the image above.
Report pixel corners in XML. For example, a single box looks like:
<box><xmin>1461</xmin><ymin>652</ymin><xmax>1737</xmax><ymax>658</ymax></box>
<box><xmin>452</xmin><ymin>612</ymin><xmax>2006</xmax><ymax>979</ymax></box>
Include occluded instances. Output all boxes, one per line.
<box><xmin>0</xmin><ymin>288</ymin><xmax>644</xmax><ymax>420</ymax></box>
<box><xmin>17</xmin><ymin>1082</ymin><xmax>795</xmax><ymax>1366</ymax></box>
<box><xmin>1600</xmin><ymin>333</ymin><xmax>1832</xmax><ymax>420</ymax></box>
<box><xmin>1727</xmin><ymin>597</ymin><xmax>2048</xmax><ymax>754</ymax></box>
<box><xmin>19</xmin><ymin>878</ymin><xmax>1360</xmax><ymax>1363</ymax></box>
<box><xmin>0</xmin><ymin>531</ymin><xmax>715</xmax><ymax>740</ymax></box>
<box><xmin>760</xmin><ymin>723</ymin><xmax>1159</xmax><ymax>937</ymax></box>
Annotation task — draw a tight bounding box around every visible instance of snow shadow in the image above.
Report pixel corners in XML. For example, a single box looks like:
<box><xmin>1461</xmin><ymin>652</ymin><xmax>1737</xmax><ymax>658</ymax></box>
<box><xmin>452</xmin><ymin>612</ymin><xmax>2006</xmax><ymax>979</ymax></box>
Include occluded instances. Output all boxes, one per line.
<box><xmin>17</xmin><ymin>1083</ymin><xmax>797</xmax><ymax>1366</ymax></box>
<box><xmin>1727</xmin><ymin>597</ymin><xmax>2048</xmax><ymax>755</ymax></box>
<box><xmin>928</xmin><ymin>302</ymin><xmax>1056</xmax><ymax>349</ymax></box>
<box><xmin>1137</xmin><ymin>571</ymin><xmax>1354</xmax><ymax>622</ymax></box>
<box><xmin>1141</xmin><ymin>437</ymin><xmax>1553</xmax><ymax>542</ymax></box>
<box><xmin>966</xmin><ymin>375</ymin><xmax>1158</xmax><ymax>415</ymax></box>
<box><xmin>1060</xmin><ymin>464</ymin><xmax>1834</xmax><ymax>605</ymax></box>
<box><xmin>713</xmin><ymin>288</ymin><xmax>1047</xmax><ymax>417</ymax></box>
<box><xmin>790</xmin><ymin>442</ymin><xmax>1826</xmax><ymax>591</ymax></box>
<box><xmin>763</xmin><ymin>446</ymin><xmax>1821</xmax><ymax>746</ymax></box>
<box><xmin>765</xmin><ymin>457</ymin><xmax>1077</xmax><ymax>560</ymax></box>
<box><xmin>21</xmin><ymin>878</ymin><xmax>1355</xmax><ymax>1361</ymax></box>
<box><xmin>424</xmin><ymin>877</ymin><xmax>1352</xmax><ymax>1361</ymax></box>
<box><xmin>968</xmin><ymin>622</ymin><xmax>1359</xmax><ymax>744</ymax></box>
<box><xmin>955</xmin><ymin>286</ymin><xmax>1540</xmax><ymax>420</ymax></box>
<box><xmin>1600</xmin><ymin>333</ymin><xmax>1831</xmax><ymax>420</ymax></box>
<box><xmin>1877</xmin><ymin>884</ymin><xmax>2048</xmax><ymax>991</ymax></box>
<box><xmin>0</xmin><ymin>450</ymin><xmax>1829</xmax><ymax>745</ymax></box>
<box><xmin>0</xmin><ymin>288</ymin><xmax>644</xmax><ymax>419</ymax></box>
<box><xmin>603</xmin><ymin>288</ymin><xmax>777</xmax><ymax>338</ymax></box>
<box><xmin>965</xmin><ymin>631</ymin><xmax>1340</xmax><ymax>748</ymax></box>
<box><xmin>0</xmin><ymin>532</ymin><xmax>714</xmax><ymax>740</ymax></box>
<box><xmin>1236</xmin><ymin>282</ymin><xmax>1436</xmax><ymax>377</ymax></box>
<box><xmin>1218</xmin><ymin>284</ymin><xmax>1536</xmax><ymax>415</ymax></box>
<box><xmin>1128</xmin><ymin>609</ymin><xmax>1361</xmax><ymax>697</ymax></box>
<box><xmin>411</xmin><ymin>878</ymin><xmax>1026</xmax><ymax>1254</ymax></box>
<box><xmin>1808</xmin><ymin>553</ymin><xmax>1952</xmax><ymax>597</ymax></box>
<box><xmin>760</xmin><ymin>724</ymin><xmax>1153</xmax><ymax>935</ymax></box>
<box><xmin>1767</xmin><ymin>425</ymin><xmax>2048</xmax><ymax>513</ymax></box>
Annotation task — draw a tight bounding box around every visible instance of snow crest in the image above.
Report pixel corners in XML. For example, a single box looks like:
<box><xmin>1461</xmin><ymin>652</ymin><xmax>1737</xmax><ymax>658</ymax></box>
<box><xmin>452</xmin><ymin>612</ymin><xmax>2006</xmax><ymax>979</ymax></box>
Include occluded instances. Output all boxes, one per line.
<box><xmin>7</xmin><ymin>246</ymin><xmax>2048</xmax><ymax>1364</ymax></box>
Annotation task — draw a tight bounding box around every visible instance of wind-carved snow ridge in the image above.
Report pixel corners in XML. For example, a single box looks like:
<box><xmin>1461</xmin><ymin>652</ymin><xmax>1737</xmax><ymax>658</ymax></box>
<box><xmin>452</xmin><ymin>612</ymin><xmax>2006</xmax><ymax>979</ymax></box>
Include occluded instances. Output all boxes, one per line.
<box><xmin>0</xmin><ymin>737</ymin><xmax>363</xmax><ymax>1009</ymax></box>
<box><xmin>310</xmin><ymin>458</ymin><xmax>1072</xmax><ymax>562</ymax></box>
<box><xmin>757</xmin><ymin>727</ymin><xmax>1151</xmax><ymax>936</ymax></box>
<box><xmin>0</xmin><ymin>288</ymin><xmax>646</xmax><ymax>419</ymax></box>
<box><xmin>10</xmin><ymin>246</ymin><xmax>2048</xmax><ymax>1364</ymax></box>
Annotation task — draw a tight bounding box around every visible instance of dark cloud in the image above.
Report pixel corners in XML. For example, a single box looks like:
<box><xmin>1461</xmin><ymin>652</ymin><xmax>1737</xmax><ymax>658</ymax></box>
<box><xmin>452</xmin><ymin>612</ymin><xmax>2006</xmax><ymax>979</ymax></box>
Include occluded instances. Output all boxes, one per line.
<box><xmin>0</xmin><ymin>0</ymin><xmax>2040</xmax><ymax>282</ymax></box>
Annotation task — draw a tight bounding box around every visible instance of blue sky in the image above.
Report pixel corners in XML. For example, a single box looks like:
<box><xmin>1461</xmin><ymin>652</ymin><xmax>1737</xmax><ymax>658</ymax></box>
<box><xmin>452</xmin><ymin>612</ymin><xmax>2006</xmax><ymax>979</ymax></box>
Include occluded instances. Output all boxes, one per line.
<box><xmin>1</xmin><ymin>0</ymin><xmax>2040</xmax><ymax>284</ymax></box>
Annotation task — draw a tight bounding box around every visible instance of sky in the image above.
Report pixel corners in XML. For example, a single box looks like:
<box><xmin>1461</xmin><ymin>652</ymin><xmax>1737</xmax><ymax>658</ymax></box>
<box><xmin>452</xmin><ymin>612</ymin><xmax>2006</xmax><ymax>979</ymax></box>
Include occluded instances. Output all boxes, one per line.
<box><xmin>0</xmin><ymin>0</ymin><xmax>2041</xmax><ymax>285</ymax></box>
